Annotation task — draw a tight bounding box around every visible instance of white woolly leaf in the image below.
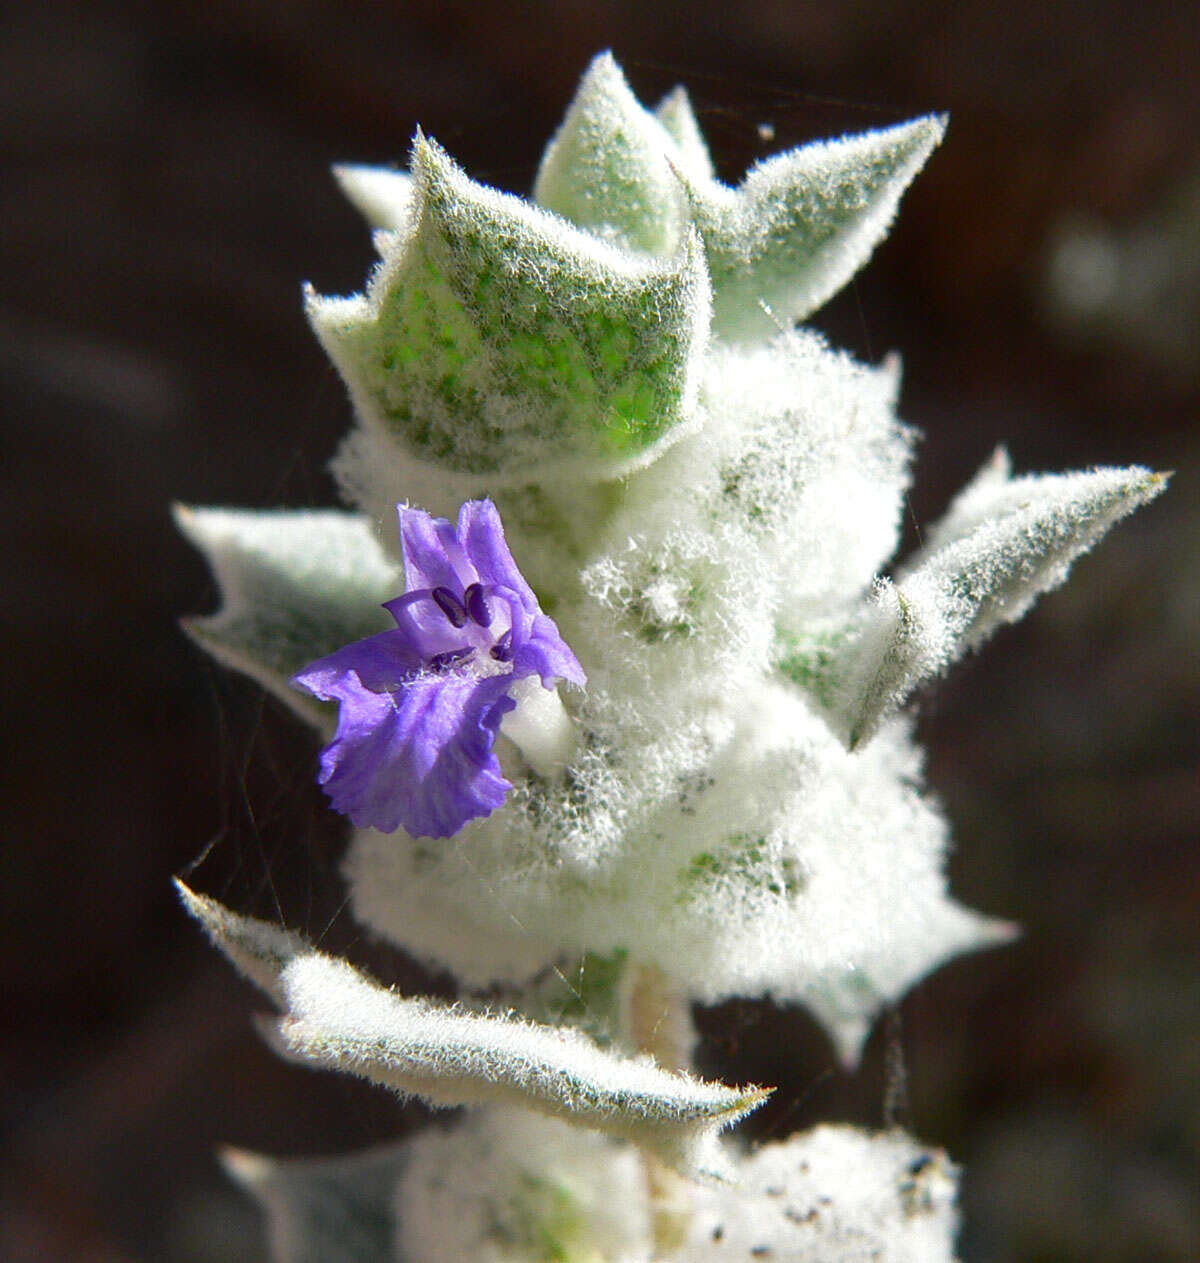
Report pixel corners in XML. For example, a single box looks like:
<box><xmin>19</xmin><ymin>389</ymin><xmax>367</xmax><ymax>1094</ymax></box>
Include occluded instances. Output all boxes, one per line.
<box><xmin>396</xmin><ymin>1108</ymin><xmax>650</xmax><ymax>1263</ymax></box>
<box><xmin>308</xmin><ymin>132</ymin><xmax>711</xmax><ymax>481</ymax></box>
<box><xmin>838</xmin><ymin>464</ymin><xmax>1167</xmax><ymax>748</ymax></box>
<box><xmin>277</xmin><ymin>953</ymin><xmax>767</xmax><ymax>1183</ymax></box>
<box><xmin>222</xmin><ymin>1143</ymin><xmax>405</xmax><ymax>1263</ymax></box>
<box><xmin>911</xmin><ymin>443</ymin><xmax>1016</xmax><ymax>551</ymax></box>
<box><xmin>533</xmin><ymin>51</ymin><xmax>686</xmax><ymax>255</ymax></box>
<box><xmin>332</xmin><ymin>163</ymin><xmax>413</xmax><ymax>232</ymax></box>
<box><xmin>397</xmin><ymin>1114</ymin><xmax>961</xmax><ymax>1262</ymax></box>
<box><xmin>900</xmin><ymin>462</ymin><xmax>1167</xmax><ymax>645</ymax></box>
<box><xmin>174</xmin><ymin>506</ymin><xmax>397</xmax><ymax>727</ymax></box>
<box><xmin>654</xmin><ymin>84</ymin><xmax>716</xmax><ymax>183</ymax></box>
<box><xmin>798</xmin><ymin>908</ymin><xmax>1017</xmax><ymax>1068</ymax></box>
<box><xmin>686</xmin><ymin>116</ymin><xmax>946</xmax><ymax>340</ymax></box>
<box><xmin>175</xmin><ymin>879</ymin><xmax>306</xmax><ymax>1005</ymax></box>
<box><xmin>344</xmin><ymin>685</ymin><xmax>1009</xmax><ymax>1064</ymax></box>
<box><xmin>178</xmin><ymin>888</ymin><xmax>768</xmax><ymax>1182</ymax></box>
<box><xmin>684</xmin><ymin>1124</ymin><xmax>961</xmax><ymax>1260</ymax></box>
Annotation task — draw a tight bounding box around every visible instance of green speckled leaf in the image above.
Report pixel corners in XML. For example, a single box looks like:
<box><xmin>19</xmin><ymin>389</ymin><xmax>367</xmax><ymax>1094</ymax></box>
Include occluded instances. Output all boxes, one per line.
<box><xmin>654</xmin><ymin>84</ymin><xmax>715</xmax><ymax>184</ymax></box>
<box><xmin>175</xmin><ymin>507</ymin><xmax>398</xmax><ymax>728</ymax></box>
<box><xmin>309</xmin><ymin>134</ymin><xmax>710</xmax><ymax>479</ymax></box>
<box><xmin>534</xmin><ymin>51</ymin><xmax>686</xmax><ymax>255</ymax></box>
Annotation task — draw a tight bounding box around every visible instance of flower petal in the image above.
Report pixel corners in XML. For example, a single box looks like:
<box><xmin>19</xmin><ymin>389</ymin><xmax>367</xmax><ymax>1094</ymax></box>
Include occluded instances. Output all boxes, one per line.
<box><xmin>514</xmin><ymin>612</ymin><xmax>587</xmax><ymax>689</ymax></box>
<box><xmin>398</xmin><ymin>505</ymin><xmax>471</xmax><ymax>593</ymax></box>
<box><xmin>295</xmin><ymin>654</ymin><xmax>516</xmax><ymax>837</ymax></box>
<box><xmin>456</xmin><ymin>499</ymin><xmax>538</xmax><ymax>609</ymax></box>
<box><xmin>293</xmin><ymin>628</ymin><xmax>423</xmax><ymax>695</ymax></box>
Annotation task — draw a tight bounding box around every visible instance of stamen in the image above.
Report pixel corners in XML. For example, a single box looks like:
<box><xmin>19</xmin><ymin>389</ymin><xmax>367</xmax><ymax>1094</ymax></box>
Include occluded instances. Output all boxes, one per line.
<box><xmin>428</xmin><ymin>646</ymin><xmax>474</xmax><ymax>672</ymax></box>
<box><xmin>463</xmin><ymin>582</ymin><xmax>492</xmax><ymax>627</ymax></box>
<box><xmin>431</xmin><ymin>586</ymin><xmax>468</xmax><ymax>627</ymax></box>
<box><xmin>490</xmin><ymin>628</ymin><xmax>514</xmax><ymax>663</ymax></box>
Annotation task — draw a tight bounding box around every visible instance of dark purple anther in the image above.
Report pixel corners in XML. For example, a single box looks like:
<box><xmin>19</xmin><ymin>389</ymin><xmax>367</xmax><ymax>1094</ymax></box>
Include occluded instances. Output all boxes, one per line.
<box><xmin>431</xmin><ymin>586</ymin><xmax>468</xmax><ymax>627</ymax></box>
<box><xmin>463</xmin><ymin>582</ymin><xmax>492</xmax><ymax>627</ymax></box>
<box><xmin>489</xmin><ymin>628</ymin><xmax>514</xmax><ymax>663</ymax></box>
<box><xmin>429</xmin><ymin>646</ymin><xmax>474</xmax><ymax>672</ymax></box>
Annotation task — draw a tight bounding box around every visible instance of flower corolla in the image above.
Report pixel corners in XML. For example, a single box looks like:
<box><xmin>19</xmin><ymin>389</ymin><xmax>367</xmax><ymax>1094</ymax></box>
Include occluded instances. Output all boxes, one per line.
<box><xmin>292</xmin><ymin>499</ymin><xmax>584</xmax><ymax>838</ymax></box>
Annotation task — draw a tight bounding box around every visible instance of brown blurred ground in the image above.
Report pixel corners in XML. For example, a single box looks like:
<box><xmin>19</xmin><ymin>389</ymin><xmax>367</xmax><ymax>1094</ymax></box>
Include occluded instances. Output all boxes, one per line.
<box><xmin>1</xmin><ymin>2</ymin><xmax>1197</xmax><ymax>1259</ymax></box>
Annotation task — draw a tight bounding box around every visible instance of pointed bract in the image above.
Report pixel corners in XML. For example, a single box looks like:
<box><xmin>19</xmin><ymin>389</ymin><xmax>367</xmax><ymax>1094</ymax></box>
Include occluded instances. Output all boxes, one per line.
<box><xmin>688</xmin><ymin>115</ymin><xmax>946</xmax><ymax>340</ymax></box>
<box><xmin>308</xmin><ymin>133</ymin><xmax>711</xmax><ymax>480</ymax></box>
<box><xmin>799</xmin><ymin>908</ymin><xmax>1017</xmax><ymax>1067</ymax></box>
<box><xmin>835</xmin><ymin>464</ymin><xmax>1167</xmax><ymax>747</ymax></box>
<box><xmin>528</xmin><ymin>56</ymin><xmax>942</xmax><ymax>337</ymax></box>
<box><xmin>914</xmin><ymin>444</ymin><xmax>1015</xmax><ymax>550</ymax></box>
<box><xmin>180</xmin><ymin>890</ymin><xmax>768</xmax><ymax>1183</ymax></box>
<box><xmin>534</xmin><ymin>51</ymin><xmax>686</xmax><ymax>255</ymax></box>
<box><xmin>278</xmin><ymin>953</ymin><xmax>767</xmax><ymax>1183</ymax></box>
<box><xmin>173</xmin><ymin>506</ymin><xmax>398</xmax><ymax>729</ymax></box>
<box><xmin>655</xmin><ymin>85</ymin><xmax>716</xmax><ymax>183</ymax></box>
<box><xmin>175</xmin><ymin>880</ymin><xmax>305</xmax><ymax>1006</ymax></box>
<box><xmin>332</xmin><ymin>163</ymin><xmax>413</xmax><ymax>231</ymax></box>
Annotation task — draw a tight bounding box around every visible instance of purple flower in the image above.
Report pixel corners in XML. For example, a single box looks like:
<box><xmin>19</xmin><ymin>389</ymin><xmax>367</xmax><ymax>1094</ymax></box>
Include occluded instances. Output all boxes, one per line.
<box><xmin>292</xmin><ymin>499</ymin><xmax>585</xmax><ymax>838</ymax></box>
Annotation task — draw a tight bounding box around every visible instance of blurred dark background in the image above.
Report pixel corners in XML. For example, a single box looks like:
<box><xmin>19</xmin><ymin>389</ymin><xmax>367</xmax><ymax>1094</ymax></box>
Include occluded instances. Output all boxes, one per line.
<box><xmin>2</xmin><ymin>2</ymin><xmax>1197</xmax><ymax>1259</ymax></box>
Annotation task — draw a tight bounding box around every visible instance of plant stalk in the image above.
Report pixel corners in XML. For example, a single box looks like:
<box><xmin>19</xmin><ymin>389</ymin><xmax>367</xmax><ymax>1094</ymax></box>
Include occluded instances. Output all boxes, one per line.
<box><xmin>626</xmin><ymin>963</ymin><xmax>694</xmax><ymax>1258</ymax></box>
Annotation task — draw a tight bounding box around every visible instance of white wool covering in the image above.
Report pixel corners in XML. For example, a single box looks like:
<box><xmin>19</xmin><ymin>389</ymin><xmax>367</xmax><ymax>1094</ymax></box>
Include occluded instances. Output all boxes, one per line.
<box><xmin>394</xmin><ymin>1110</ymin><xmax>960</xmax><ymax>1262</ymax></box>
<box><xmin>177</xmin><ymin>54</ymin><xmax>1164</xmax><ymax>1209</ymax></box>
